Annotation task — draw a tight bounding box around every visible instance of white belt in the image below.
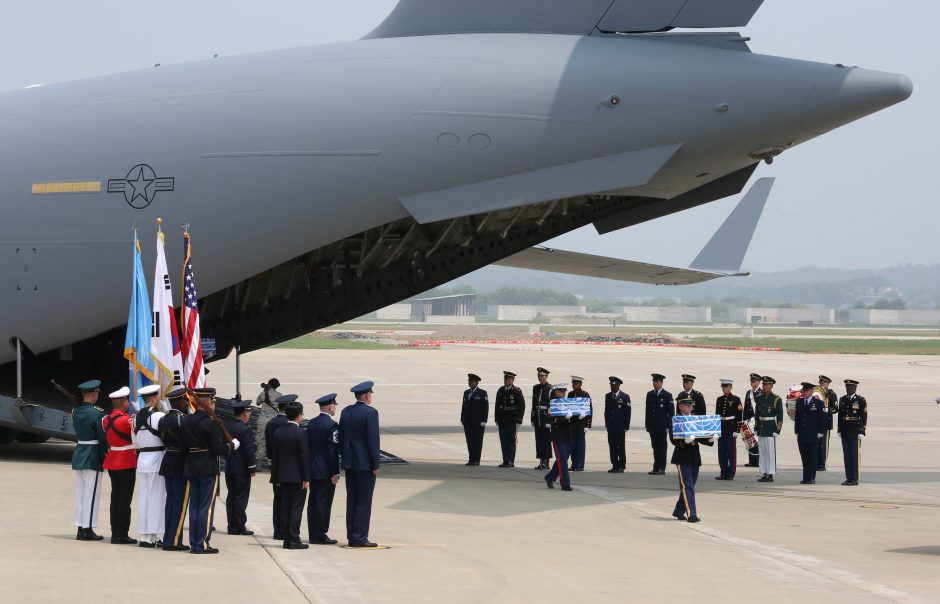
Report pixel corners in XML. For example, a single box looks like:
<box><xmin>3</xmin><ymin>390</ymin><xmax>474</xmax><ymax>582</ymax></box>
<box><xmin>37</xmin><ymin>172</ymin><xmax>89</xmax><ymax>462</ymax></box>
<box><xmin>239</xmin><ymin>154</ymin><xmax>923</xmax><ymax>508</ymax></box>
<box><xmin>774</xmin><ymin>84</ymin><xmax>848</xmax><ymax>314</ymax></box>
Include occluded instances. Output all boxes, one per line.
<box><xmin>110</xmin><ymin>444</ymin><xmax>135</xmax><ymax>452</ymax></box>
<box><xmin>721</xmin><ymin>416</ymin><xmax>736</xmax><ymax>420</ymax></box>
<box><xmin>758</xmin><ymin>417</ymin><xmax>776</xmax><ymax>420</ymax></box>
<box><xmin>77</xmin><ymin>440</ymin><xmax>98</xmax><ymax>445</ymax></box>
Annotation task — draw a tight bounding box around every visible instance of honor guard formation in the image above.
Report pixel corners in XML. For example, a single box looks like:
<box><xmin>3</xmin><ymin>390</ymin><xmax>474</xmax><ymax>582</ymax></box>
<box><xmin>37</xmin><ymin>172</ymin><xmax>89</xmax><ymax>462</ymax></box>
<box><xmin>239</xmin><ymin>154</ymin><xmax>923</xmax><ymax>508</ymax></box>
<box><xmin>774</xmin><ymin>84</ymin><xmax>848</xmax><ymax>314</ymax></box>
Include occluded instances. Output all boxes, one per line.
<box><xmin>70</xmin><ymin>379</ymin><xmax>382</xmax><ymax>551</ymax></box>
<box><xmin>69</xmin><ymin>367</ymin><xmax>867</xmax><ymax>548</ymax></box>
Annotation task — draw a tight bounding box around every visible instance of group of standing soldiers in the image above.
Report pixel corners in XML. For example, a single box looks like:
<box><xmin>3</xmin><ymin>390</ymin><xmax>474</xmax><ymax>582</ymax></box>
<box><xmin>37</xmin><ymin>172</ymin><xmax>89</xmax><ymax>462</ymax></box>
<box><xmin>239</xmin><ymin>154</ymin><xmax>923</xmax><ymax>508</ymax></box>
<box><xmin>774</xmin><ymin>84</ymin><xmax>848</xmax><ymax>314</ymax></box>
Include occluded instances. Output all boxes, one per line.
<box><xmin>458</xmin><ymin>368</ymin><xmax>869</xmax><ymax>498</ymax></box>
<box><xmin>70</xmin><ymin>377</ymin><xmax>382</xmax><ymax>553</ymax></box>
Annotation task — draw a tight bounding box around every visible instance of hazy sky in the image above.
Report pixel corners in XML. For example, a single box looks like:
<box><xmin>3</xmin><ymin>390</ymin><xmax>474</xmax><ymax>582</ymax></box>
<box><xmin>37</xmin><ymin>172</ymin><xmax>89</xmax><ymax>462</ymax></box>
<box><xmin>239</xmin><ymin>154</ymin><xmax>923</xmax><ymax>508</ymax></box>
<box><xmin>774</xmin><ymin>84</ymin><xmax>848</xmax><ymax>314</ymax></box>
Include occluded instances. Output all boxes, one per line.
<box><xmin>2</xmin><ymin>1</ymin><xmax>934</xmax><ymax>272</ymax></box>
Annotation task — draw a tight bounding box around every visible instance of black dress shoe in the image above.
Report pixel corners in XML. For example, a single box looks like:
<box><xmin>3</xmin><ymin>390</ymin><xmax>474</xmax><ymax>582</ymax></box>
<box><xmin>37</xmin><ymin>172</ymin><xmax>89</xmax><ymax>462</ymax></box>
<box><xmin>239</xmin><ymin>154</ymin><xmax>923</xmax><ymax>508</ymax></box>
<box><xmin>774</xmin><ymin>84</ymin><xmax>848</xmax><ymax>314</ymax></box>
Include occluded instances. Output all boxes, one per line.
<box><xmin>545</xmin><ymin>477</ymin><xmax>554</xmax><ymax>489</ymax></box>
<box><xmin>313</xmin><ymin>536</ymin><xmax>338</xmax><ymax>545</ymax></box>
<box><xmin>111</xmin><ymin>536</ymin><xmax>137</xmax><ymax>545</ymax></box>
<box><xmin>284</xmin><ymin>542</ymin><xmax>309</xmax><ymax>550</ymax></box>
<box><xmin>191</xmin><ymin>546</ymin><xmax>219</xmax><ymax>554</ymax></box>
<box><xmin>818</xmin><ymin>467</ymin><xmax>827</xmax><ymax>471</ymax></box>
<box><xmin>465</xmin><ymin>462</ymin><xmax>474</xmax><ymax>466</ymax></box>
<box><xmin>163</xmin><ymin>543</ymin><xmax>190</xmax><ymax>551</ymax></box>
<box><xmin>745</xmin><ymin>462</ymin><xmax>759</xmax><ymax>467</ymax></box>
<box><xmin>715</xmin><ymin>476</ymin><xmax>726</xmax><ymax>480</ymax></box>
<box><xmin>616</xmin><ymin>468</ymin><xmax>625</xmax><ymax>473</ymax></box>
<box><xmin>687</xmin><ymin>516</ymin><xmax>701</xmax><ymax>524</ymax></box>
<box><xmin>138</xmin><ymin>541</ymin><xmax>156</xmax><ymax>548</ymax></box>
<box><xmin>607</xmin><ymin>468</ymin><xmax>617</xmax><ymax>473</ymax></box>
<box><xmin>76</xmin><ymin>528</ymin><xmax>84</xmax><ymax>540</ymax></box>
<box><xmin>672</xmin><ymin>511</ymin><xmax>687</xmax><ymax>521</ymax></box>
<box><xmin>648</xmin><ymin>470</ymin><xmax>665</xmax><ymax>476</ymax></box>
<box><xmin>561</xmin><ymin>485</ymin><xmax>573</xmax><ymax>491</ymax></box>
<box><xmin>348</xmin><ymin>541</ymin><xmax>378</xmax><ymax>548</ymax></box>
<box><xmin>240</xmin><ymin>530</ymin><xmax>254</xmax><ymax>536</ymax></box>
<box><xmin>85</xmin><ymin>529</ymin><xmax>103</xmax><ymax>541</ymax></box>
<box><xmin>506</xmin><ymin>463</ymin><xmax>514</xmax><ymax>468</ymax></box>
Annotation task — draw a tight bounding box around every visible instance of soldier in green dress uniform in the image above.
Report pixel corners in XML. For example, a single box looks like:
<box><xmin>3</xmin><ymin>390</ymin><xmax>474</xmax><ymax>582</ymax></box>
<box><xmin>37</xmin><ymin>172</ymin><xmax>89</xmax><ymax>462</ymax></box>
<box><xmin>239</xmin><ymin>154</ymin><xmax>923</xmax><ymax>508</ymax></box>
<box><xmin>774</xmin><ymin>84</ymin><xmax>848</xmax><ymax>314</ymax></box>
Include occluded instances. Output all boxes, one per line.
<box><xmin>754</xmin><ymin>376</ymin><xmax>783</xmax><ymax>483</ymax></box>
<box><xmin>72</xmin><ymin>380</ymin><xmax>108</xmax><ymax>541</ymax></box>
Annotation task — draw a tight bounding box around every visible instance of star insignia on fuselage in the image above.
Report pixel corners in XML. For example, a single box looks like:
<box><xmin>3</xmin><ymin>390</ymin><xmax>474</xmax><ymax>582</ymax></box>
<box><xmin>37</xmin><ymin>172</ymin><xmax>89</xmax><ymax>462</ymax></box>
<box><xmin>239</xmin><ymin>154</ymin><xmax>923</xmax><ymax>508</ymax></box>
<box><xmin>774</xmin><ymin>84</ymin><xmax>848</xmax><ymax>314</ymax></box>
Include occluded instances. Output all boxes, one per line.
<box><xmin>108</xmin><ymin>164</ymin><xmax>175</xmax><ymax>209</ymax></box>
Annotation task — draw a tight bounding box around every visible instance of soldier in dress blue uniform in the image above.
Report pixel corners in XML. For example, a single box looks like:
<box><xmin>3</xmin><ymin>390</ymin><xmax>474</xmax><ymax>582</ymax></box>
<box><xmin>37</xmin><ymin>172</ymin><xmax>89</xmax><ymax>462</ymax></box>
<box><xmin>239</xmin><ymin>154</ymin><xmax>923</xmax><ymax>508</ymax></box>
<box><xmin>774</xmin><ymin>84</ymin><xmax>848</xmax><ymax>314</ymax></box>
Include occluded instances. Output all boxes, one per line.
<box><xmin>224</xmin><ymin>400</ymin><xmax>257</xmax><ymax>536</ymax></box>
<box><xmin>838</xmin><ymin>379</ymin><xmax>867</xmax><ymax>486</ymax></box>
<box><xmin>645</xmin><ymin>374</ymin><xmax>674</xmax><ymax>475</ymax></box>
<box><xmin>494</xmin><ymin>371</ymin><xmax>525</xmax><ymax>467</ymax></box>
<box><xmin>670</xmin><ymin>394</ymin><xmax>715</xmax><ymax>523</ymax></box>
<box><xmin>531</xmin><ymin>367</ymin><xmax>554</xmax><ymax>469</ymax></box>
<box><xmin>680</xmin><ymin>374</ymin><xmax>708</xmax><ymax>416</ymax></box>
<box><xmin>158</xmin><ymin>387</ymin><xmax>190</xmax><ymax>551</ymax></box>
<box><xmin>544</xmin><ymin>384</ymin><xmax>574</xmax><ymax>491</ymax></box>
<box><xmin>307</xmin><ymin>393</ymin><xmax>341</xmax><ymax>545</ymax></box>
<box><xmin>266</xmin><ymin>394</ymin><xmax>292</xmax><ymax>540</ymax></box>
<box><xmin>271</xmin><ymin>400</ymin><xmax>310</xmax><ymax>549</ymax></box>
<box><xmin>71</xmin><ymin>379</ymin><xmax>107</xmax><ymax>541</ymax></box>
<box><xmin>339</xmin><ymin>381</ymin><xmax>381</xmax><ymax>548</ymax></box>
<box><xmin>460</xmin><ymin>374</ymin><xmax>488</xmax><ymax>466</ymax></box>
<box><xmin>568</xmin><ymin>376</ymin><xmax>592</xmax><ymax>471</ymax></box>
<box><xmin>714</xmin><ymin>379</ymin><xmax>743</xmax><ymax>480</ymax></box>
<box><xmin>604</xmin><ymin>377</ymin><xmax>631</xmax><ymax>473</ymax></box>
<box><xmin>817</xmin><ymin>375</ymin><xmax>839</xmax><ymax>471</ymax></box>
<box><xmin>743</xmin><ymin>373</ymin><xmax>762</xmax><ymax>467</ymax></box>
<box><xmin>794</xmin><ymin>382</ymin><xmax>827</xmax><ymax>484</ymax></box>
<box><xmin>182</xmin><ymin>387</ymin><xmax>239</xmax><ymax>554</ymax></box>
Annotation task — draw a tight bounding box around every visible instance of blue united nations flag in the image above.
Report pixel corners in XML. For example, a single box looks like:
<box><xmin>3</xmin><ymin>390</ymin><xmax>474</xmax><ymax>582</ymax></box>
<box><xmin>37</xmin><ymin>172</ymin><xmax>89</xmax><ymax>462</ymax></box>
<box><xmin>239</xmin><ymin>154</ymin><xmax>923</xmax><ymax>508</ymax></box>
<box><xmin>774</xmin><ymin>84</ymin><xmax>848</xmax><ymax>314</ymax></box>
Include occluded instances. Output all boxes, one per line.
<box><xmin>124</xmin><ymin>232</ymin><xmax>156</xmax><ymax>410</ymax></box>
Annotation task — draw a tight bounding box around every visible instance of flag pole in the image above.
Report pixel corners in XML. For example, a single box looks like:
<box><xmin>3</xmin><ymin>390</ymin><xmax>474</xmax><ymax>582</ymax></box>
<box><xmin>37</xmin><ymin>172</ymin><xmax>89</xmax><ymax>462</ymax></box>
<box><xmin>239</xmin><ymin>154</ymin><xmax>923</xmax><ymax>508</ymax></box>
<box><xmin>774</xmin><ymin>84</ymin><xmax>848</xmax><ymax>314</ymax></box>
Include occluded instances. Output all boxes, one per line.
<box><xmin>130</xmin><ymin>225</ymin><xmax>139</xmax><ymax>413</ymax></box>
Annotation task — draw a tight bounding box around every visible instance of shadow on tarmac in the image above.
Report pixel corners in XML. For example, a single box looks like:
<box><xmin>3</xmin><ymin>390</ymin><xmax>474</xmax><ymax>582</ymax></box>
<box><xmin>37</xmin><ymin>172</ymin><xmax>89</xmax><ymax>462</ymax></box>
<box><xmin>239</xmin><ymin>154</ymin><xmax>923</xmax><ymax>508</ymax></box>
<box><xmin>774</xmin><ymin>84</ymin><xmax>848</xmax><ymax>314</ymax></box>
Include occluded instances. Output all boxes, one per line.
<box><xmin>0</xmin><ymin>441</ymin><xmax>72</xmax><ymax>464</ymax></box>
<box><xmin>886</xmin><ymin>545</ymin><xmax>940</xmax><ymax>556</ymax></box>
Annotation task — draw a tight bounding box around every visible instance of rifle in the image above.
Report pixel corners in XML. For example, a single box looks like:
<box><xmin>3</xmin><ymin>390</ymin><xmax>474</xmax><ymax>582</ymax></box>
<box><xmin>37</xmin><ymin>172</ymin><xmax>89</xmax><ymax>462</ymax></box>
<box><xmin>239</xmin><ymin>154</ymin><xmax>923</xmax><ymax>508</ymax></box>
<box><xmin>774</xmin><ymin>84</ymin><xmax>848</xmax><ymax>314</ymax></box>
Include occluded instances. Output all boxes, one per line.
<box><xmin>187</xmin><ymin>387</ymin><xmax>234</xmax><ymax>444</ymax></box>
<box><xmin>51</xmin><ymin>379</ymin><xmax>80</xmax><ymax>407</ymax></box>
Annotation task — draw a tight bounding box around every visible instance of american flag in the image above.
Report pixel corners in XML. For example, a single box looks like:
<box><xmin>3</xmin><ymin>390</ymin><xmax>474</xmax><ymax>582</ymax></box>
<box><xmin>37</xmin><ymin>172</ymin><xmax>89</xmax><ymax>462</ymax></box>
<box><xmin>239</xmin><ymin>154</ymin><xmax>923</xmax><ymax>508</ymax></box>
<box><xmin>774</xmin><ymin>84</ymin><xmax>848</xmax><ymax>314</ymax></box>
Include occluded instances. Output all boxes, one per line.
<box><xmin>180</xmin><ymin>230</ymin><xmax>205</xmax><ymax>389</ymax></box>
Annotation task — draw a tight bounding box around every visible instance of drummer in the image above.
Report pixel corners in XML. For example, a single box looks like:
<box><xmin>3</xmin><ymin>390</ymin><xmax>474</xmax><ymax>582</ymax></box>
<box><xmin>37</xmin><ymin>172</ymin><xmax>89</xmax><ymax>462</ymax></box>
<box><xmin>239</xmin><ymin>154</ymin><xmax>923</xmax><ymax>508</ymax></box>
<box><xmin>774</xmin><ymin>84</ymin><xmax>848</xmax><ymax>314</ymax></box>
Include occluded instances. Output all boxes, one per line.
<box><xmin>670</xmin><ymin>393</ymin><xmax>715</xmax><ymax>523</ymax></box>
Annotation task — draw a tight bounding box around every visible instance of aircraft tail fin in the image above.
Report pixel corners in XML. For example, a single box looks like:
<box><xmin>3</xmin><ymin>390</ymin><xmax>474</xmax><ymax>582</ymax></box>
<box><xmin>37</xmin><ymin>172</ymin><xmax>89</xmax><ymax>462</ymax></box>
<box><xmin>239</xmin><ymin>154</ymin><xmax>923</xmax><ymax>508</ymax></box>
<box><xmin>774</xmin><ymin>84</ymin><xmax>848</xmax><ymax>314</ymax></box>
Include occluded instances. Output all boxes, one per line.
<box><xmin>688</xmin><ymin>177</ymin><xmax>774</xmax><ymax>273</ymax></box>
<box><xmin>366</xmin><ymin>0</ymin><xmax>764</xmax><ymax>39</ymax></box>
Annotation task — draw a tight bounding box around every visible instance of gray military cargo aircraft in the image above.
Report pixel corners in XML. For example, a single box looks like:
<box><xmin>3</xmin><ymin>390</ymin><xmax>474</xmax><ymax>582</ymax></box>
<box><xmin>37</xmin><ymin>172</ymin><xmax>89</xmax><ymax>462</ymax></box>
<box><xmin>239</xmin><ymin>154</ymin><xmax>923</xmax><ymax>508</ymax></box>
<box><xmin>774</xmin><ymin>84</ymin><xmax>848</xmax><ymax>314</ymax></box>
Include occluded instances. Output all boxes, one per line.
<box><xmin>0</xmin><ymin>1</ymin><xmax>912</xmax><ymax>442</ymax></box>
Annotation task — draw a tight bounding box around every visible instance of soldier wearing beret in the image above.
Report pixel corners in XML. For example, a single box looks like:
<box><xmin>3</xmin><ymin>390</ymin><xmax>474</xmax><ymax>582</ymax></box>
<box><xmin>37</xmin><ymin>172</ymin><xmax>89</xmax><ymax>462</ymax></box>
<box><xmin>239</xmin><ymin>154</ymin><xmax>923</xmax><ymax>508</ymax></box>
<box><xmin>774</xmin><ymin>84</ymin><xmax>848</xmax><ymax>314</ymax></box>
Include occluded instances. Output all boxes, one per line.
<box><xmin>794</xmin><ymin>382</ymin><xmax>827</xmax><ymax>484</ymax></box>
<box><xmin>816</xmin><ymin>375</ymin><xmax>839</xmax><ymax>471</ymax></box>
<box><xmin>460</xmin><ymin>374</ymin><xmax>488</xmax><ymax>466</ymax></box>
<box><xmin>158</xmin><ymin>387</ymin><xmax>191</xmax><ymax>551</ymax></box>
<box><xmin>604</xmin><ymin>377</ymin><xmax>631</xmax><ymax>473</ymax></box>
<box><xmin>225</xmin><ymin>400</ymin><xmax>257</xmax><ymax>536</ymax></box>
<box><xmin>71</xmin><ymin>380</ymin><xmax>107</xmax><ymax>541</ymax></box>
<box><xmin>838</xmin><ymin>380</ymin><xmax>867</xmax><ymax>486</ymax></box>
<box><xmin>182</xmin><ymin>387</ymin><xmax>239</xmax><ymax>554</ymax></box>
<box><xmin>494</xmin><ymin>371</ymin><xmax>525</xmax><ymax>467</ymax></box>
<box><xmin>645</xmin><ymin>373</ymin><xmax>674</xmax><ymax>475</ymax></box>
<box><xmin>754</xmin><ymin>377</ymin><xmax>783</xmax><ymax>482</ymax></box>
<box><xmin>531</xmin><ymin>367</ymin><xmax>554</xmax><ymax>470</ymax></box>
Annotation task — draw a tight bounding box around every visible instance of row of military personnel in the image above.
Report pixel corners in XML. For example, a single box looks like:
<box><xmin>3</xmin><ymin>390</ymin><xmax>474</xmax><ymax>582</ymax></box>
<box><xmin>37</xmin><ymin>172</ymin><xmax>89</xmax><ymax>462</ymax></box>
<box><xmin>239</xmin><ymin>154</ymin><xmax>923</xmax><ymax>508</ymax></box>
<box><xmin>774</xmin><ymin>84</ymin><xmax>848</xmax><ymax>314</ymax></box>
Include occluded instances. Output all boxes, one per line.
<box><xmin>459</xmin><ymin>369</ymin><xmax>868</xmax><ymax>493</ymax></box>
<box><xmin>71</xmin><ymin>379</ymin><xmax>382</xmax><ymax>552</ymax></box>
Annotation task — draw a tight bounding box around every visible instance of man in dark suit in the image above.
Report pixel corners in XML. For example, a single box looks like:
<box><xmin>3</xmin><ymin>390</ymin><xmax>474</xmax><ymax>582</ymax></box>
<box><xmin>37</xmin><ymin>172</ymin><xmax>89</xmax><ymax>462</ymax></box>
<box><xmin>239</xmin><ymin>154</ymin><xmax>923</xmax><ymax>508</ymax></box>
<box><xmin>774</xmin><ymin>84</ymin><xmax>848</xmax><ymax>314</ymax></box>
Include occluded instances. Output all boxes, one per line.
<box><xmin>271</xmin><ymin>400</ymin><xmax>309</xmax><ymax>549</ymax></box>
<box><xmin>307</xmin><ymin>393</ymin><xmax>341</xmax><ymax>545</ymax></box>
<box><xmin>339</xmin><ymin>381</ymin><xmax>381</xmax><ymax>548</ymax></box>
<box><xmin>266</xmin><ymin>394</ymin><xmax>292</xmax><ymax>540</ymax></box>
<box><xmin>460</xmin><ymin>373</ymin><xmax>488</xmax><ymax>466</ymax></box>
<box><xmin>795</xmin><ymin>382</ymin><xmax>827</xmax><ymax>485</ymax></box>
<box><xmin>645</xmin><ymin>373</ymin><xmax>674</xmax><ymax>475</ymax></box>
<box><xmin>225</xmin><ymin>400</ymin><xmax>257</xmax><ymax>536</ymax></box>
<box><xmin>604</xmin><ymin>376</ymin><xmax>631</xmax><ymax>473</ymax></box>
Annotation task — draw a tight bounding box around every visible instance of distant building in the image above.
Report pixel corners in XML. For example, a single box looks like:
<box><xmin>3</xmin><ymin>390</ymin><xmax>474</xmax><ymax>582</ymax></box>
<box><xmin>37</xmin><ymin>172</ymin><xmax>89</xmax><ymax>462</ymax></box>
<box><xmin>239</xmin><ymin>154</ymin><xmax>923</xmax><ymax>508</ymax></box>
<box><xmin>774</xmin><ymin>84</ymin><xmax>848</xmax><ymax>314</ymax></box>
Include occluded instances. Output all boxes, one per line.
<box><xmin>411</xmin><ymin>294</ymin><xmax>476</xmax><ymax>323</ymax></box>
<box><xmin>486</xmin><ymin>305</ymin><xmax>586</xmax><ymax>321</ymax></box>
<box><xmin>617</xmin><ymin>307</ymin><xmax>711</xmax><ymax>323</ymax></box>
<box><xmin>849</xmin><ymin>309</ymin><xmax>940</xmax><ymax>325</ymax></box>
<box><xmin>375</xmin><ymin>304</ymin><xmax>411</xmax><ymax>320</ymax></box>
<box><xmin>731</xmin><ymin>307</ymin><xmax>835</xmax><ymax>324</ymax></box>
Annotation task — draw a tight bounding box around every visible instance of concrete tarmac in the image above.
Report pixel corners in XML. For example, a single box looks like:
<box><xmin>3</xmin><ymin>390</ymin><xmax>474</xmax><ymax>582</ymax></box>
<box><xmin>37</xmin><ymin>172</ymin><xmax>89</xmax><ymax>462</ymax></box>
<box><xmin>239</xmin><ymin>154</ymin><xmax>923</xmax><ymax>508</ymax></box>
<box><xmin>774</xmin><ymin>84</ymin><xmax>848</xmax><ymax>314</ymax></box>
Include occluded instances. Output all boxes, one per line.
<box><xmin>2</xmin><ymin>344</ymin><xmax>938</xmax><ymax>603</ymax></box>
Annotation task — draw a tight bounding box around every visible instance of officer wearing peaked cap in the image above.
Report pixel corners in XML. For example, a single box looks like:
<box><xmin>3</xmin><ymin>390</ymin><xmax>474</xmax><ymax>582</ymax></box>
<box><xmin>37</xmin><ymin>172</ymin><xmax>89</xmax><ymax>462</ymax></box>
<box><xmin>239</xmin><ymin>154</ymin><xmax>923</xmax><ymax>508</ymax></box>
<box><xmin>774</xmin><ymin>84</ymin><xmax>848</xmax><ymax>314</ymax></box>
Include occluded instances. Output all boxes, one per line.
<box><xmin>495</xmin><ymin>371</ymin><xmax>525</xmax><ymax>467</ymax></box>
<box><xmin>531</xmin><ymin>368</ymin><xmax>554</xmax><ymax>469</ymax></box>
<box><xmin>743</xmin><ymin>373</ymin><xmax>762</xmax><ymax>467</ymax></box>
<box><xmin>460</xmin><ymin>374</ymin><xmax>488</xmax><ymax>466</ymax></box>
<box><xmin>645</xmin><ymin>374</ymin><xmax>674</xmax><ymax>475</ymax></box>
<box><xmin>544</xmin><ymin>383</ymin><xmax>574</xmax><ymax>491</ymax></box>
<box><xmin>604</xmin><ymin>377</ymin><xmax>631</xmax><ymax>473</ymax></box>
<box><xmin>816</xmin><ymin>375</ymin><xmax>839</xmax><ymax>471</ymax></box>
<box><xmin>133</xmin><ymin>384</ymin><xmax>166</xmax><ymax>547</ymax></box>
<box><xmin>670</xmin><ymin>393</ymin><xmax>714</xmax><ymax>523</ymax></box>
<box><xmin>225</xmin><ymin>400</ymin><xmax>257</xmax><ymax>536</ymax></box>
<box><xmin>159</xmin><ymin>387</ymin><xmax>191</xmax><ymax>551</ymax></box>
<box><xmin>266</xmin><ymin>394</ymin><xmax>293</xmax><ymax>540</ymax></box>
<box><xmin>714</xmin><ymin>379</ymin><xmax>742</xmax><ymax>480</ymax></box>
<box><xmin>103</xmin><ymin>386</ymin><xmax>137</xmax><ymax>545</ymax></box>
<box><xmin>339</xmin><ymin>381</ymin><xmax>381</xmax><ymax>547</ymax></box>
<box><xmin>795</xmin><ymin>382</ymin><xmax>827</xmax><ymax>484</ymax></box>
<box><xmin>838</xmin><ymin>380</ymin><xmax>867</xmax><ymax>486</ymax></box>
<box><xmin>754</xmin><ymin>377</ymin><xmax>783</xmax><ymax>482</ymax></box>
<box><xmin>680</xmin><ymin>374</ymin><xmax>708</xmax><ymax>416</ymax></box>
<box><xmin>72</xmin><ymin>380</ymin><xmax>107</xmax><ymax>541</ymax></box>
<box><xmin>307</xmin><ymin>394</ymin><xmax>341</xmax><ymax>545</ymax></box>
<box><xmin>568</xmin><ymin>376</ymin><xmax>592</xmax><ymax>471</ymax></box>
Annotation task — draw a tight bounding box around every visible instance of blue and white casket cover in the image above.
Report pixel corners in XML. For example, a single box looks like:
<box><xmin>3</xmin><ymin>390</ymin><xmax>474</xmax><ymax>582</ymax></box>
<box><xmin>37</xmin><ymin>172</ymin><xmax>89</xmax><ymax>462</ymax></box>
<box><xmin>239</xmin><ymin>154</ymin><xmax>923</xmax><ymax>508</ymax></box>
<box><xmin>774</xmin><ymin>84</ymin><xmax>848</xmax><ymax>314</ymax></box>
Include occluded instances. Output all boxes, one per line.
<box><xmin>672</xmin><ymin>414</ymin><xmax>722</xmax><ymax>439</ymax></box>
<box><xmin>549</xmin><ymin>398</ymin><xmax>592</xmax><ymax>417</ymax></box>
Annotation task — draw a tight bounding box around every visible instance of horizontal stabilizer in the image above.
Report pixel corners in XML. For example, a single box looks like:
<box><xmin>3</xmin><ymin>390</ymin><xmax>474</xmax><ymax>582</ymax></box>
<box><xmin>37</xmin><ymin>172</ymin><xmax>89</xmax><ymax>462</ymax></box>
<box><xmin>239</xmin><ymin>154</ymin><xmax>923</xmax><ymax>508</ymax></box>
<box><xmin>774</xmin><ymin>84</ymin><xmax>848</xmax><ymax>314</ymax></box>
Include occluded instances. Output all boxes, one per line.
<box><xmin>493</xmin><ymin>247</ymin><xmax>734</xmax><ymax>286</ymax></box>
<box><xmin>399</xmin><ymin>144</ymin><xmax>681</xmax><ymax>225</ymax></box>
<box><xmin>367</xmin><ymin>0</ymin><xmax>764</xmax><ymax>39</ymax></box>
<box><xmin>689</xmin><ymin>177</ymin><xmax>773</xmax><ymax>272</ymax></box>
